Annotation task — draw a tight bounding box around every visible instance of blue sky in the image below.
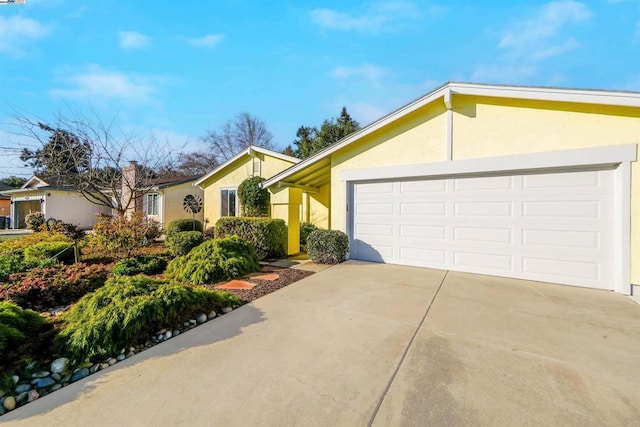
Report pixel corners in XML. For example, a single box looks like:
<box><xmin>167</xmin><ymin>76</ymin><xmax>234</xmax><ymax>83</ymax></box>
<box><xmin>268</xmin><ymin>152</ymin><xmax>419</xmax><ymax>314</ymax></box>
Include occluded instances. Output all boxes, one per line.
<box><xmin>0</xmin><ymin>0</ymin><xmax>639</xmax><ymax>177</ymax></box>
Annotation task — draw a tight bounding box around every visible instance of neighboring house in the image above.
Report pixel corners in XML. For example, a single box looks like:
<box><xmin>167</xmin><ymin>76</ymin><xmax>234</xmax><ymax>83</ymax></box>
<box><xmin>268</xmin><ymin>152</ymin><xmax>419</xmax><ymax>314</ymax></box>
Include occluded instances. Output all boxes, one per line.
<box><xmin>2</xmin><ymin>176</ymin><xmax>111</xmax><ymax>229</ymax></box>
<box><xmin>0</xmin><ymin>184</ymin><xmax>11</xmax><ymax>226</ymax></box>
<box><xmin>121</xmin><ymin>161</ymin><xmax>204</xmax><ymax>229</ymax></box>
<box><xmin>262</xmin><ymin>82</ymin><xmax>640</xmax><ymax>296</ymax></box>
<box><xmin>194</xmin><ymin>145</ymin><xmax>300</xmax><ymax>229</ymax></box>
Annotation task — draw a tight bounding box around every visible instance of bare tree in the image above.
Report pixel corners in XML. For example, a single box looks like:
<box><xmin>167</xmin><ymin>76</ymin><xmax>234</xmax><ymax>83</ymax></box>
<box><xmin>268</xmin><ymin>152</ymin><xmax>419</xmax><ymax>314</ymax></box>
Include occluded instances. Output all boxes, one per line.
<box><xmin>202</xmin><ymin>112</ymin><xmax>275</xmax><ymax>163</ymax></box>
<box><xmin>174</xmin><ymin>150</ymin><xmax>219</xmax><ymax>176</ymax></box>
<box><xmin>12</xmin><ymin>109</ymin><xmax>180</xmax><ymax>215</ymax></box>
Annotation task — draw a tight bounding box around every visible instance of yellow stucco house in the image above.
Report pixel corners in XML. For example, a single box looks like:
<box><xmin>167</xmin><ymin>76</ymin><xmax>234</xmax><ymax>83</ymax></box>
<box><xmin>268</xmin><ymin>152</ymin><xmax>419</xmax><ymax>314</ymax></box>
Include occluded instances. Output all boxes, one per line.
<box><xmin>262</xmin><ymin>82</ymin><xmax>640</xmax><ymax>297</ymax></box>
<box><xmin>194</xmin><ymin>145</ymin><xmax>300</xmax><ymax>229</ymax></box>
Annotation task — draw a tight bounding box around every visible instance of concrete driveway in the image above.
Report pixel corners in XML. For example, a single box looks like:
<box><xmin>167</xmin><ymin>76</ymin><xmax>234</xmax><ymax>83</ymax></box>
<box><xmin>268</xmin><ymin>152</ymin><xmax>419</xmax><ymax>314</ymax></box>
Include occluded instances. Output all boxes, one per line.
<box><xmin>3</xmin><ymin>261</ymin><xmax>640</xmax><ymax>426</ymax></box>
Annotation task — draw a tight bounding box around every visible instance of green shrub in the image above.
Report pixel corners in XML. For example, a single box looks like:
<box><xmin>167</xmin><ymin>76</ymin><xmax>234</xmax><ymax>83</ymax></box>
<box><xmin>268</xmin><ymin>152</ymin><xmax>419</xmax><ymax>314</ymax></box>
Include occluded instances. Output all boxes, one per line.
<box><xmin>237</xmin><ymin>176</ymin><xmax>269</xmax><ymax>217</ymax></box>
<box><xmin>166</xmin><ymin>231</ymin><xmax>204</xmax><ymax>256</ymax></box>
<box><xmin>0</xmin><ymin>301</ymin><xmax>54</xmax><ymax>377</ymax></box>
<box><xmin>0</xmin><ymin>253</ymin><xmax>28</xmax><ymax>282</ymax></box>
<box><xmin>203</xmin><ymin>226</ymin><xmax>215</xmax><ymax>239</ymax></box>
<box><xmin>56</xmin><ymin>275</ymin><xmax>239</xmax><ymax>362</ymax></box>
<box><xmin>24</xmin><ymin>240</ymin><xmax>75</xmax><ymax>264</ymax></box>
<box><xmin>215</xmin><ymin>217</ymin><xmax>286</xmax><ymax>260</ymax></box>
<box><xmin>166</xmin><ymin>236</ymin><xmax>260</xmax><ymax>285</ymax></box>
<box><xmin>1</xmin><ymin>263</ymin><xmax>109</xmax><ymax>311</ymax></box>
<box><xmin>112</xmin><ymin>255</ymin><xmax>168</xmax><ymax>276</ymax></box>
<box><xmin>25</xmin><ymin>212</ymin><xmax>45</xmax><ymax>231</ymax></box>
<box><xmin>166</xmin><ymin>218</ymin><xmax>203</xmax><ymax>238</ymax></box>
<box><xmin>300</xmin><ymin>222</ymin><xmax>318</xmax><ymax>248</ymax></box>
<box><xmin>306</xmin><ymin>230</ymin><xmax>349</xmax><ymax>264</ymax></box>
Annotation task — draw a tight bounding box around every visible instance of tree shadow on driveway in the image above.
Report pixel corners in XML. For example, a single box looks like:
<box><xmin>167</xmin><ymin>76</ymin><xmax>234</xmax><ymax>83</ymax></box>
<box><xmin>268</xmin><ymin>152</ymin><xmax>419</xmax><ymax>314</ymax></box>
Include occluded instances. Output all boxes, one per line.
<box><xmin>1</xmin><ymin>304</ymin><xmax>265</xmax><ymax>423</ymax></box>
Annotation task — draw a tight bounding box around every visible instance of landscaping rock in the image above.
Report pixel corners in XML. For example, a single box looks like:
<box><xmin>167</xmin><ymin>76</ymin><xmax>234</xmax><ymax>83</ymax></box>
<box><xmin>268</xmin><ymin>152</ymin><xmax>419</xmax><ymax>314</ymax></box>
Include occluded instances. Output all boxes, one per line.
<box><xmin>157</xmin><ymin>329</ymin><xmax>167</xmax><ymax>335</ymax></box>
<box><xmin>35</xmin><ymin>377</ymin><xmax>56</xmax><ymax>389</ymax></box>
<box><xmin>31</xmin><ymin>371</ymin><xmax>50</xmax><ymax>379</ymax></box>
<box><xmin>189</xmin><ymin>319</ymin><xmax>197</xmax><ymax>326</ymax></box>
<box><xmin>173</xmin><ymin>330</ymin><xmax>180</xmax><ymax>337</ymax></box>
<box><xmin>196</xmin><ymin>313</ymin><xmax>207</xmax><ymax>324</ymax></box>
<box><xmin>27</xmin><ymin>389</ymin><xmax>39</xmax><ymax>403</ymax></box>
<box><xmin>15</xmin><ymin>384</ymin><xmax>31</xmax><ymax>394</ymax></box>
<box><xmin>208</xmin><ymin>311</ymin><xmax>217</xmax><ymax>319</ymax></box>
<box><xmin>184</xmin><ymin>321</ymin><xmax>190</xmax><ymax>328</ymax></box>
<box><xmin>99</xmin><ymin>363</ymin><xmax>109</xmax><ymax>370</ymax></box>
<box><xmin>107</xmin><ymin>357</ymin><xmax>117</xmax><ymax>366</ymax></box>
<box><xmin>16</xmin><ymin>392</ymin><xmax>28</xmax><ymax>405</ymax></box>
<box><xmin>156</xmin><ymin>334</ymin><xmax>164</xmax><ymax>342</ymax></box>
<box><xmin>70</xmin><ymin>368</ymin><xmax>90</xmax><ymax>383</ymax></box>
<box><xmin>51</xmin><ymin>357</ymin><xmax>69</xmax><ymax>374</ymax></box>
<box><xmin>3</xmin><ymin>395</ymin><xmax>16</xmax><ymax>411</ymax></box>
<box><xmin>0</xmin><ymin>404</ymin><xmax>6</xmax><ymax>416</ymax></box>
<box><xmin>51</xmin><ymin>373</ymin><xmax>62</xmax><ymax>382</ymax></box>
<box><xmin>164</xmin><ymin>331</ymin><xmax>173</xmax><ymax>340</ymax></box>
<box><xmin>51</xmin><ymin>384</ymin><xmax>62</xmax><ymax>392</ymax></box>
<box><xmin>11</xmin><ymin>375</ymin><xmax>19</xmax><ymax>384</ymax></box>
<box><xmin>89</xmin><ymin>364</ymin><xmax>99</xmax><ymax>374</ymax></box>
<box><xmin>222</xmin><ymin>307</ymin><xmax>233</xmax><ymax>314</ymax></box>
<box><xmin>116</xmin><ymin>354</ymin><xmax>125</xmax><ymax>362</ymax></box>
<box><xmin>126</xmin><ymin>350</ymin><xmax>135</xmax><ymax>358</ymax></box>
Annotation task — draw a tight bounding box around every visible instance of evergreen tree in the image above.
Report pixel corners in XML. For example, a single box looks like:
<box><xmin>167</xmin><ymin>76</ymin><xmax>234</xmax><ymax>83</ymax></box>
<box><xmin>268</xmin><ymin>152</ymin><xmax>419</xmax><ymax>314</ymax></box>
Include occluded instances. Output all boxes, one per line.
<box><xmin>292</xmin><ymin>107</ymin><xmax>360</xmax><ymax>159</ymax></box>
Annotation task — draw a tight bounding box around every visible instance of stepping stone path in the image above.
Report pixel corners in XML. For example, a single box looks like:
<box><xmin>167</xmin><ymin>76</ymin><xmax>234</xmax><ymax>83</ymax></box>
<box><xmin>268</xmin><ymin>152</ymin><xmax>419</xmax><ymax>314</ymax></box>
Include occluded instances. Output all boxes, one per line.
<box><xmin>215</xmin><ymin>280</ymin><xmax>257</xmax><ymax>290</ymax></box>
<box><xmin>250</xmin><ymin>273</ymin><xmax>280</xmax><ymax>281</ymax></box>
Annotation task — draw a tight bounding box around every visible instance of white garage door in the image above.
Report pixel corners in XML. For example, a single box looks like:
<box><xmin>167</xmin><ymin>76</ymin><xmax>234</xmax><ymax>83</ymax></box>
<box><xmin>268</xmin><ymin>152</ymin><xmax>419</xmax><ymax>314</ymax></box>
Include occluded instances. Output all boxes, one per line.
<box><xmin>350</xmin><ymin>169</ymin><xmax>616</xmax><ymax>290</ymax></box>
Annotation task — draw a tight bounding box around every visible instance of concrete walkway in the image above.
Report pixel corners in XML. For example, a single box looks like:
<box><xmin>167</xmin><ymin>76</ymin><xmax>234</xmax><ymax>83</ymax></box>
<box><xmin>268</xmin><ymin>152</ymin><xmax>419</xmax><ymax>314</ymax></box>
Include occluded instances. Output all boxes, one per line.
<box><xmin>3</xmin><ymin>261</ymin><xmax>640</xmax><ymax>426</ymax></box>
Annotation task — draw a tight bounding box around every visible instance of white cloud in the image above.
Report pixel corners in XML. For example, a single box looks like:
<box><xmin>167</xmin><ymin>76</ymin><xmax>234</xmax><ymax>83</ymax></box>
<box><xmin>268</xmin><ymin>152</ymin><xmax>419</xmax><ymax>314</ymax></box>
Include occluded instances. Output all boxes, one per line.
<box><xmin>118</xmin><ymin>31</ymin><xmax>151</xmax><ymax>50</ymax></box>
<box><xmin>186</xmin><ymin>34</ymin><xmax>224</xmax><ymax>48</ymax></box>
<box><xmin>310</xmin><ymin>1</ymin><xmax>423</xmax><ymax>33</ymax></box>
<box><xmin>330</xmin><ymin>64</ymin><xmax>388</xmax><ymax>86</ymax></box>
<box><xmin>50</xmin><ymin>66</ymin><xmax>155</xmax><ymax>103</ymax></box>
<box><xmin>0</xmin><ymin>15</ymin><xmax>49</xmax><ymax>57</ymax></box>
<box><xmin>499</xmin><ymin>0</ymin><xmax>591</xmax><ymax>60</ymax></box>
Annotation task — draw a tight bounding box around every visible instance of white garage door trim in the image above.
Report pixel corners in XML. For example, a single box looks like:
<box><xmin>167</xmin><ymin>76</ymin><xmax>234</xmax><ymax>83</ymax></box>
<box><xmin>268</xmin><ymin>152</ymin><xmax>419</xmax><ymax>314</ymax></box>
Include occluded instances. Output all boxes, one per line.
<box><xmin>342</xmin><ymin>145</ymin><xmax>636</xmax><ymax>294</ymax></box>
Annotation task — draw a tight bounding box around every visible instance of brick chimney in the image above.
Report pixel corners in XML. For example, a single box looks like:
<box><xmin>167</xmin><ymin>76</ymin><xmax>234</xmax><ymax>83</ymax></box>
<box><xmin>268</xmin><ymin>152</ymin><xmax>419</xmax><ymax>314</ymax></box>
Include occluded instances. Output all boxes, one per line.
<box><xmin>122</xmin><ymin>160</ymin><xmax>141</xmax><ymax>215</ymax></box>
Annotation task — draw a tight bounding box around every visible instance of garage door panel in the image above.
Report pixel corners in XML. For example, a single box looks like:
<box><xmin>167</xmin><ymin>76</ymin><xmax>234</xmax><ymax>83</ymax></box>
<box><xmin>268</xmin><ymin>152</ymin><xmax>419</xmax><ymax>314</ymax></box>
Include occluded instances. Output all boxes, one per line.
<box><xmin>522</xmin><ymin>257</ymin><xmax>601</xmax><ymax>281</ymax></box>
<box><xmin>522</xmin><ymin>229</ymin><xmax>600</xmax><ymax>249</ymax></box>
<box><xmin>454</xmin><ymin>175</ymin><xmax>514</xmax><ymax>192</ymax></box>
<box><xmin>400</xmin><ymin>180</ymin><xmax>446</xmax><ymax>193</ymax></box>
<box><xmin>399</xmin><ymin>247</ymin><xmax>446</xmax><ymax>264</ymax></box>
<box><xmin>355</xmin><ymin>223</ymin><xmax>393</xmax><ymax>237</ymax></box>
<box><xmin>400</xmin><ymin>202</ymin><xmax>447</xmax><ymax>215</ymax></box>
<box><xmin>523</xmin><ymin>200</ymin><xmax>601</xmax><ymax>218</ymax></box>
<box><xmin>453</xmin><ymin>226</ymin><xmax>512</xmax><ymax>244</ymax></box>
<box><xmin>522</xmin><ymin>169</ymin><xmax>611</xmax><ymax>191</ymax></box>
<box><xmin>453</xmin><ymin>251</ymin><xmax>513</xmax><ymax>271</ymax></box>
<box><xmin>351</xmin><ymin>168</ymin><xmax>615</xmax><ymax>290</ymax></box>
<box><xmin>454</xmin><ymin>201</ymin><xmax>514</xmax><ymax>217</ymax></box>
<box><xmin>399</xmin><ymin>225</ymin><xmax>446</xmax><ymax>240</ymax></box>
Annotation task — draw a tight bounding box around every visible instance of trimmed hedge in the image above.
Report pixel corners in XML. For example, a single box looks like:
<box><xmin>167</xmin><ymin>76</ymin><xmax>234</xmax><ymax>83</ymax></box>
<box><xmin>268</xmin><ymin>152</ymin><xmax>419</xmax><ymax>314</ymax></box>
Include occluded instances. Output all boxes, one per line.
<box><xmin>166</xmin><ymin>218</ymin><xmax>203</xmax><ymax>238</ymax></box>
<box><xmin>166</xmin><ymin>231</ymin><xmax>204</xmax><ymax>256</ymax></box>
<box><xmin>0</xmin><ymin>301</ymin><xmax>54</xmax><ymax>377</ymax></box>
<box><xmin>112</xmin><ymin>255</ymin><xmax>168</xmax><ymax>276</ymax></box>
<box><xmin>165</xmin><ymin>236</ymin><xmax>260</xmax><ymax>285</ymax></box>
<box><xmin>237</xmin><ymin>176</ymin><xmax>269</xmax><ymax>217</ymax></box>
<box><xmin>24</xmin><ymin>240</ymin><xmax>75</xmax><ymax>264</ymax></box>
<box><xmin>56</xmin><ymin>275</ymin><xmax>240</xmax><ymax>362</ymax></box>
<box><xmin>306</xmin><ymin>230</ymin><xmax>349</xmax><ymax>264</ymax></box>
<box><xmin>215</xmin><ymin>217</ymin><xmax>286</xmax><ymax>260</ymax></box>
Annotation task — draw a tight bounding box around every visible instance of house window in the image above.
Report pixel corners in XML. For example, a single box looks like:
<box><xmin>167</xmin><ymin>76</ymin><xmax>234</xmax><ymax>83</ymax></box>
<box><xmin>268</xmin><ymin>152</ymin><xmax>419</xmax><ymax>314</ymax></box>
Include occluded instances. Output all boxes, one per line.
<box><xmin>252</xmin><ymin>157</ymin><xmax>261</xmax><ymax>176</ymax></box>
<box><xmin>221</xmin><ymin>188</ymin><xmax>237</xmax><ymax>217</ymax></box>
<box><xmin>146</xmin><ymin>193</ymin><xmax>159</xmax><ymax>216</ymax></box>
